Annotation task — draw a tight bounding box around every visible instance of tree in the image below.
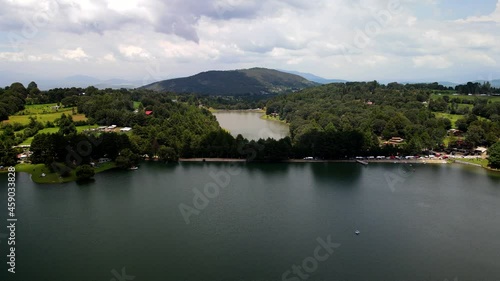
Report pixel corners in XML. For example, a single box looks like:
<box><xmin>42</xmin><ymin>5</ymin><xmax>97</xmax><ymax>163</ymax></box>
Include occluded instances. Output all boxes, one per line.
<box><xmin>488</xmin><ymin>142</ymin><xmax>500</xmax><ymax>169</ymax></box>
<box><xmin>158</xmin><ymin>145</ymin><xmax>178</xmax><ymax>162</ymax></box>
<box><xmin>115</xmin><ymin>148</ymin><xmax>139</xmax><ymax>169</ymax></box>
<box><xmin>56</xmin><ymin>114</ymin><xmax>76</xmax><ymax>136</ymax></box>
<box><xmin>75</xmin><ymin>165</ymin><xmax>95</xmax><ymax>181</ymax></box>
<box><xmin>465</xmin><ymin>125</ymin><xmax>485</xmax><ymax>147</ymax></box>
<box><xmin>27</xmin><ymin>81</ymin><xmax>38</xmax><ymax>92</ymax></box>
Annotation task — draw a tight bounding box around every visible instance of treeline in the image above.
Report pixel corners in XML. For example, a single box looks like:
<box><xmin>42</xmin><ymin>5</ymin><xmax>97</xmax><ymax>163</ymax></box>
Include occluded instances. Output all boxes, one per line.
<box><xmin>264</xmin><ymin>82</ymin><xmax>500</xmax><ymax>156</ymax></box>
<box><xmin>30</xmin><ymin>132</ymin><xmax>139</xmax><ymax>175</ymax></box>
<box><xmin>3</xmin><ymin>79</ymin><xmax>500</xmax><ymax>169</ymax></box>
<box><xmin>189</xmin><ymin>94</ymin><xmax>270</xmax><ymax>110</ymax></box>
<box><xmin>76</xmin><ymin>90</ymin><xmax>289</xmax><ymax>161</ymax></box>
<box><xmin>454</xmin><ymin>81</ymin><xmax>500</xmax><ymax>95</ymax></box>
<box><xmin>429</xmin><ymin>96</ymin><xmax>500</xmax><ymax>120</ymax></box>
<box><xmin>0</xmin><ymin>82</ymin><xmax>28</xmax><ymax>121</ymax></box>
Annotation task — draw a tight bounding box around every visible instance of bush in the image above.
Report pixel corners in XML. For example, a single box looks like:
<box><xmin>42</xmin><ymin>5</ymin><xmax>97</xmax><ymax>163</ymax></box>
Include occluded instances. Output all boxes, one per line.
<box><xmin>76</xmin><ymin>164</ymin><xmax>95</xmax><ymax>181</ymax></box>
<box><xmin>488</xmin><ymin>142</ymin><xmax>500</xmax><ymax>169</ymax></box>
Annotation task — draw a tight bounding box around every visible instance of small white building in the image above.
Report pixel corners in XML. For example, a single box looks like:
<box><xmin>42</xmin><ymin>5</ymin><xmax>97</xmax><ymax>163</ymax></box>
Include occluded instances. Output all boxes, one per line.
<box><xmin>120</xmin><ymin>127</ymin><xmax>132</xmax><ymax>132</ymax></box>
<box><xmin>98</xmin><ymin>158</ymin><xmax>111</xmax><ymax>163</ymax></box>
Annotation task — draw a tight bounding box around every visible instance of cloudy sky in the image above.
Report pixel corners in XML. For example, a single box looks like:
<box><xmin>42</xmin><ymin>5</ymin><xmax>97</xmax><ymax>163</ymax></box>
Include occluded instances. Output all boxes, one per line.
<box><xmin>1</xmin><ymin>0</ymin><xmax>500</xmax><ymax>87</ymax></box>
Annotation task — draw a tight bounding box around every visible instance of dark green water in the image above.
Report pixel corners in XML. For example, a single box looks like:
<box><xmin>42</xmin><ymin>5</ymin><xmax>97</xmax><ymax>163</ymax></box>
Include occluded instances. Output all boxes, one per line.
<box><xmin>1</xmin><ymin>162</ymin><xmax>500</xmax><ymax>281</ymax></box>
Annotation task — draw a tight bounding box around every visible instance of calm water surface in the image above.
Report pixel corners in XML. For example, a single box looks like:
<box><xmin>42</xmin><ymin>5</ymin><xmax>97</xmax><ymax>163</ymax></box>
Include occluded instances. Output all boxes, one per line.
<box><xmin>1</xmin><ymin>162</ymin><xmax>500</xmax><ymax>281</ymax></box>
<box><xmin>213</xmin><ymin>111</ymin><xmax>289</xmax><ymax>140</ymax></box>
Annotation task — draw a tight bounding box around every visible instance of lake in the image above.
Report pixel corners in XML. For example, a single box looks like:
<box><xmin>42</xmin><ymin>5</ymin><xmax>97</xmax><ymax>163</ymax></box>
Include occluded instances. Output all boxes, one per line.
<box><xmin>1</xmin><ymin>162</ymin><xmax>500</xmax><ymax>281</ymax></box>
<box><xmin>213</xmin><ymin>110</ymin><xmax>289</xmax><ymax>140</ymax></box>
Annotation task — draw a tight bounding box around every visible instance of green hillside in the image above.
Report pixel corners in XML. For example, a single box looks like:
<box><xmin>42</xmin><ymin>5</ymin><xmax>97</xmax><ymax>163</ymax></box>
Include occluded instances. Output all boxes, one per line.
<box><xmin>141</xmin><ymin>67</ymin><xmax>318</xmax><ymax>95</ymax></box>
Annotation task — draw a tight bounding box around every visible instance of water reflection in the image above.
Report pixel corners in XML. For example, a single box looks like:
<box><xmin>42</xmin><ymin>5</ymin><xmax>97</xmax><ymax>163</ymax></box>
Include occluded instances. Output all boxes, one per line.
<box><xmin>310</xmin><ymin>162</ymin><xmax>363</xmax><ymax>186</ymax></box>
<box><xmin>213</xmin><ymin>111</ymin><xmax>289</xmax><ymax>140</ymax></box>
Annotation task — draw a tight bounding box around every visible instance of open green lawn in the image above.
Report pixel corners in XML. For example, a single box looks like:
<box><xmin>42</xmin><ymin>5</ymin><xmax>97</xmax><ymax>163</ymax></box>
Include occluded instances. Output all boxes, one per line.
<box><xmin>431</xmin><ymin>93</ymin><xmax>500</xmax><ymax>103</ymax></box>
<box><xmin>15</xmin><ymin>161</ymin><xmax>117</xmax><ymax>184</ymax></box>
<box><xmin>434</xmin><ymin>112</ymin><xmax>488</xmax><ymax>128</ymax></box>
<box><xmin>15</xmin><ymin>163</ymin><xmax>74</xmax><ymax>183</ymax></box>
<box><xmin>434</xmin><ymin>113</ymin><xmax>462</xmax><ymax>128</ymax></box>
<box><xmin>19</xmin><ymin>125</ymin><xmax>99</xmax><ymax>145</ymax></box>
<box><xmin>455</xmin><ymin>157</ymin><xmax>489</xmax><ymax>168</ymax></box>
<box><xmin>17</xmin><ymin>104</ymin><xmax>72</xmax><ymax>115</ymax></box>
<box><xmin>3</xmin><ymin>112</ymin><xmax>87</xmax><ymax>125</ymax></box>
<box><xmin>457</xmin><ymin>104</ymin><xmax>473</xmax><ymax>110</ymax></box>
<box><xmin>133</xmin><ymin>101</ymin><xmax>142</xmax><ymax>109</ymax></box>
<box><xmin>2</xmin><ymin>103</ymin><xmax>87</xmax><ymax>125</ymax></box>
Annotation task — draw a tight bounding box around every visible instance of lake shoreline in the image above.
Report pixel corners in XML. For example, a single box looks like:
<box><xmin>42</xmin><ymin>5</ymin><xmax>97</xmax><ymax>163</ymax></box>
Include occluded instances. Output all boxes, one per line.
<box><xmin>9</xmin><ymin>158</ymin><xmax>497</xmax><ymax>185</ymax></box>
<box><xmin>179</xmin><ymin>158</ymin><xmax>448</xmax><ymax>164</ymax></box>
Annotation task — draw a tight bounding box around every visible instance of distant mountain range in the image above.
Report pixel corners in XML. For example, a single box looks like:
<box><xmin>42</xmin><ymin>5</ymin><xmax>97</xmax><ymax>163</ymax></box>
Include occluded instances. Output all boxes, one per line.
<box><xmin>279</xmin><ymin>70</ymin><xmax>347</xmax><ymax>84</ymax></box>
<box><xmin>141</xmin><ymin>68</ymin><xmax>318</xmax><ymax>95</ymax></box>
<box><xmin>474</xmin><ymin>79</ymin><xmax>500</xmax><ymax>88</ymax></box>
<box><xmin>0</xmin><ymin>73</ymin><xmax>143</xmax><ymax>90</ymax></box>
<box><xmin>37</xmin><ymin>76</ymin><xmax>143</xmax><ymax>90</ymax></box>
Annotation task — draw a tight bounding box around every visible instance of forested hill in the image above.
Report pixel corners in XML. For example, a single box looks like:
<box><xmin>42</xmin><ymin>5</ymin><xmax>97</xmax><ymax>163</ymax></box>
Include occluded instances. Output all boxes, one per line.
<box><xmin>141</xmin><ymin>67</ymin><xmax>317</xmax><ymax>95</ymax></box>
<box><xmin>265</xmin><ymin>81</ymin><xmax>500</xmax><ymax>158</ymax></box>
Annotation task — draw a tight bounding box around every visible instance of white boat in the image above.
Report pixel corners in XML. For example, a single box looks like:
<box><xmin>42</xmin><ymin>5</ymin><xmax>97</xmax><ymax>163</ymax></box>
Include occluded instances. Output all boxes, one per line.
<box><xmin>128</xmin><ymin>166</ymin><xmax>138</xmax><ymax>170</ymax></box>
<box><xmin>355</xmin><ymin>230</ymin><xmax>360</xmax><ymax>235</ymax></box>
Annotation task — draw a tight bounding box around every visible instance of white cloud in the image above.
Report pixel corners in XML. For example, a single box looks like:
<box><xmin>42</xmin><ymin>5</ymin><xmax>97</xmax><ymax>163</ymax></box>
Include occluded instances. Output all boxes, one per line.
<box><xmin>59</xmin><ymin>47</ymin><xmax>89</xmax><ymax>61</ymax></box>
<box><xmin>412</xmin><ymin>55</ymin><xmax>452</xmax><ymax>69</ymax></box>
<box><xmin>457</xmin><ymin>0</ymin><xmax>500</xmax><ymax>23</ymax></box>
<box><xmin>0</xmin><ymin>0</ymin><xmax>499</xmax><ymax>83</ymax></box>
<box><xmin>0</xmin><ymin>52</ymin><xmax>26</xmax><ymax>62</ymax></box>
<box><xmin>103</xmin><ymin>53</ymin><xmax>117</xmax><ymax>62</ymax></box>
<box><xmin>118</xmin><ymin>45</ymin><xmax>152</xmax><ymax>59</ymax></box>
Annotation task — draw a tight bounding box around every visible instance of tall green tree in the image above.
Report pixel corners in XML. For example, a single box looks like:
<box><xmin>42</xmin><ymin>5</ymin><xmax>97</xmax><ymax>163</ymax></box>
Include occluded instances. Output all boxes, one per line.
<box><xmin>56</xmin><ymin>114</ymin><xmax>77</xmax><ymax>136</ymax></box>
<box><xmin>488</xmin><ymin>142</ymin><xmax>500</xmax><ymax>169</ymax></box>
<box><xmin>75</xmin><ymin>165</ymin><xmax>95</xmax><ymax>181</ymax></box>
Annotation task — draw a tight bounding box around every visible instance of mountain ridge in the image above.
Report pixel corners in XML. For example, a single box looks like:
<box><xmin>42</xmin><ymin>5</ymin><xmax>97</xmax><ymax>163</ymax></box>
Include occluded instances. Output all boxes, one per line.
<box><xmin>141</xmin><ymin>67</ymin><xmax>318</xmax><ymax>95</ymax></box>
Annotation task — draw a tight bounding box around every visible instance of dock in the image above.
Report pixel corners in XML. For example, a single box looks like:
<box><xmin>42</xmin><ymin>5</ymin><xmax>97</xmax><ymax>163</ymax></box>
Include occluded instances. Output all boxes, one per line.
<box><xmin>356</xmin><ymin>160</ymin><xmax>369</xmax><ymax>165</ymax></box>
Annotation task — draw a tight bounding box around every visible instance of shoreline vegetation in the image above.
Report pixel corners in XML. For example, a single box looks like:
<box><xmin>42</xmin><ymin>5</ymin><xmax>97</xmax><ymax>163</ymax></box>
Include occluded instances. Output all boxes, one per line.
<box><xmin>5</xmin><ymin>156</ymin><xmax>498</xmax><ymax>185</ymax></box>
<box><xmin>10</xmin><ymin>162</ymin><xmax>117</xmax><ymax>184</ymax></box>
<box><xmin>209</xmin><ymin>108</ymin><xmax>266</xmax><ymax>113</ymax></box>
<box><xmin>260</xmin><ymin>113</ymin><xmax>288</xmax><ymax>124</ymax></box>
<box><xmin>1</xmin><ymin>82</ymin><xmax>499</xmax><ymax>184</ymax></box>
<box><xmin>178</xmin><ymin>158</ymin><xmax>448</xmax><ymax>164</ymax></box>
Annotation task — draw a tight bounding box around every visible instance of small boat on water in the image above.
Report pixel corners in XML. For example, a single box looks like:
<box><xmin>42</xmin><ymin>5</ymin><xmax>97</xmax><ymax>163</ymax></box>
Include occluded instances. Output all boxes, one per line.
<box><xmin>355</xmin><ymin>230</ymin><xmax>360</xmax><ymax>235</ymax></box>
<box><xmin>356</xmin><ymin>160</ymin><xmax>368</xmax><ymax>165</ymax></box>
<box><xmin>128</xmin><ymin>166</ymin><xmax>138</xmax><ymax>170</ymax></box>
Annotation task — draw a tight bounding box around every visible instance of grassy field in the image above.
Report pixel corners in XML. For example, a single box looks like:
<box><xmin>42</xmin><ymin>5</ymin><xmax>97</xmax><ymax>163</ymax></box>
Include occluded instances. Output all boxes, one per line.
<box><xmin>15</xmin><ymin>161</ymin><xmax>117</xmax><ymax>184</ymax></box>
<box><xmin>434</xmin><ymin>112</ymin><xmax>488</xmax><ymax>128</ymax></box>
<box><xmin>133</xmin><ymin>101</ymin><xmax>142</xmax><ymax>109</ymax></box>
<box><xmin>2</xmin><ymin>103</ymin><xmax>87</xmax><ymax>125</ymax></box>
<box><xmin>454</xmin><ymin>157</ymin><xmax>489</xmax><ymax>168</ymax></box>
<box><xmin>3</xmin><ymin>112</ymin><xmax>87</xmax><ymax>125</ymax></box>
<box><xmin>18</xmin><ymin>125</ymin><xmax>99</xmax><ymax>145</ymax></box>
<box><xmin>434</xmin><ymin>113</ymin><xmax>462</xmax><ymax>128</ymax></box>
<box><xmin>15</xmin><ymin>163</ymin><xmax>73</xmax><ymax>184</ymax></box>
<box><xmin>261</xmin><ymin>114</ymin><xmax>287</xmax><ymax>124</ymax></box>
<box><xmin>16</xmin><ymin>104</ymin><xmax>70</xmax><ymax>115</ymax></box>
<box><xmin>457</xmin><ymin>104</ymin><xmax>473</xmax><ymax>110</ymax></box>
<box><xmin>431</xmin><ymin>93</ymin><xmax>500</xmax><ymax>103</ymax></box>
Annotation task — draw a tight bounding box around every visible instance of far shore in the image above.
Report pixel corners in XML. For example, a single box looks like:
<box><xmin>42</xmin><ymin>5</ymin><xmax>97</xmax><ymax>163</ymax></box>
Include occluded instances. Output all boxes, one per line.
<box><xmin>179</xmin><ymin>158</ymin><xmax>448</xmax><ymax>164</ymax></box>
<box><xmin>209</xmin><ymin>108</ymin><xmax>265</xmax><ymax>113</ymax></box>
<box><xmin>4</xmin><ymin>157</ymin><xmax>497</xmax><ymax>185</ymax></box>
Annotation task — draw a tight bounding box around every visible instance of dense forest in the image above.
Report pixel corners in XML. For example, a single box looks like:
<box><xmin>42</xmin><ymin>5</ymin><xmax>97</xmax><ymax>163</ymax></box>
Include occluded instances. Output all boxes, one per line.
<box><xmin>141</xmin><ymin>68</ymin><xmax>317</xmax><ymax>95</ymax></box>
<box><xmin>1</xmin><ymin>79</ymin><xmax>500</xmax><ymax>175</ymax></box>
<box><xmin>264</xmin><ymin>82</ymin><xmax>499</xmax><ymax>158</ymax></box>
